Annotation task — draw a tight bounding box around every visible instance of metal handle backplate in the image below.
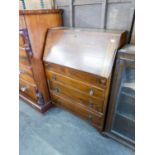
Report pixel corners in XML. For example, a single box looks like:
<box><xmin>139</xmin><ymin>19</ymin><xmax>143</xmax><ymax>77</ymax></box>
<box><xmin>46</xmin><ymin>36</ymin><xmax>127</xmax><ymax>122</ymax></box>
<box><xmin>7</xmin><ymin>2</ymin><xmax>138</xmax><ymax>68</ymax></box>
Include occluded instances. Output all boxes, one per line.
<box><xmin>20</xmin><ymin>86</ymin><xmax>28</xmax><ymax>92</ymax></box>
<box><xmin>89</xmin><ymin>89</ymin><xmax>94</xmax><ymax>96</ymax></box>
<box><xmin>52</xmin><ymin>87</ymin><xmax>60</xmax><ymax>93</ymax></box>
<box><xmin>51</xmin><ymin>75</ymin><xmax>56</xmax><ymax>81</ymax></box>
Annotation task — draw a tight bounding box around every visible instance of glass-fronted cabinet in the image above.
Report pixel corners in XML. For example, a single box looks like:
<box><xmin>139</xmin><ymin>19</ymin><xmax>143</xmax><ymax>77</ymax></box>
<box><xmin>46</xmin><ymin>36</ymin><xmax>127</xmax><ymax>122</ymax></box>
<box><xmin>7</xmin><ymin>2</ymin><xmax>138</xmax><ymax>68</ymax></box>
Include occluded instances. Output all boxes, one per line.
<box><xmin>104</xmin><ymin>45</ymin><xmax>135</xmax><ymax>149</ymax></box>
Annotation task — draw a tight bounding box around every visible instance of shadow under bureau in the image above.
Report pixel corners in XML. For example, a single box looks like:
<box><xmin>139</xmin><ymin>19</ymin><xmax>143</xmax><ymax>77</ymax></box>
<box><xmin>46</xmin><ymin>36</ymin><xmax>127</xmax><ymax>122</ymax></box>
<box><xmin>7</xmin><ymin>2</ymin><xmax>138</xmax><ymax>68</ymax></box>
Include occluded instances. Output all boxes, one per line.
<box><xmin>43</xmin><ymin>27</ymin><xmax>126</xmax><ymax>130</ymax></box>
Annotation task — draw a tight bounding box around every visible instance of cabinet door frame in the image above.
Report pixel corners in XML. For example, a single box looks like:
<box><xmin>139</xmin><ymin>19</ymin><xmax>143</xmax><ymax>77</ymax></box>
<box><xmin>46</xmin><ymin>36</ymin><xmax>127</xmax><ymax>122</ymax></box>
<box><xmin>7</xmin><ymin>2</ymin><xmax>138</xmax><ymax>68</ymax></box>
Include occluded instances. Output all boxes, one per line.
<box><xmin>104</xmin><ymin>53</ymin><xmax>135</xmax><ymax>149</ymax></box>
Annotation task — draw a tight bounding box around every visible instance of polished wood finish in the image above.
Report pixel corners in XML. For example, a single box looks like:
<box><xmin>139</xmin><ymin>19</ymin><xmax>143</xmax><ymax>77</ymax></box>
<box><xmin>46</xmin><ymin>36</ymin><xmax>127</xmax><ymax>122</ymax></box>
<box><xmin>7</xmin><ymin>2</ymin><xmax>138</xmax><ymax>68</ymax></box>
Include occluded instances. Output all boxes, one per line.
<box><xmin>19</xmin><ymin>9</ymin><xmax>62</xmax><ymax>112</ymax></box>
<box><xmin>19</xmin><ymin>15</ymin><xmax>26</xmax><ymax>29</ymax></box>
<box><xmin>45</xmin><ymin>63</ymin><xmax>107</xmax><ymax>89</ymax></box>
<box><xmin>44</xmin><ymin>28</ymin><xmax>126</xmax><ymax>78</ymax></box>
<box><xmin>19</xmin><ymin>64</ymin><xmax>35</xmax><ymax>83</ymax></box>
<box><xmin>52</xmin><ymin>93</ymin><xmax>104</xmax><ymax>130</ymax></box>
<box><xmin>46</xmin><ymin>69</ymin><xmax>105</xmax><ymax>98</ymax></box>
<box><xmin>49</xmin><ymin>80</ymin><xmax>104</xmax><ymax>113</ymax></box>
<box><xmin>19</xmin><ymin>93</ymin><xmax>52</xmax><ymax>113</ymax></box>
<box><xmin>19</xmin><ymin>28</ymin><xmax>31</xmax><ymax>66</ymax></box>
<box><xmin>19</xmin><ymin>55</ymin><xmax>31</xmax><ymax>66</ymax></box>
<box><xmin>23</xmin><ymin>13</ymin><xmax>62</xmax><ymax>59</ymax></box>
<box><xmin>43</xmin><ymin>28</ymin><xmax>126</xmax><ymax>129</ymax></box>
<box><xmin>19</xmin><ymin>79</ymin><xmax>37</xmax><ymax>102</ymax></box>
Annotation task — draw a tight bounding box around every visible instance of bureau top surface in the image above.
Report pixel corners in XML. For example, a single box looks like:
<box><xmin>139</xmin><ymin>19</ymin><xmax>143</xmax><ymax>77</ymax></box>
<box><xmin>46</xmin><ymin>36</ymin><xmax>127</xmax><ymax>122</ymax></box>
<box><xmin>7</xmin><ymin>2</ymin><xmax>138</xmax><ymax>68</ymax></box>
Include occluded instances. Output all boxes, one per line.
<box><xmin>43</xmin><ymin>27</ymin><xmax>125</xmax><ymax>78</ymax></box>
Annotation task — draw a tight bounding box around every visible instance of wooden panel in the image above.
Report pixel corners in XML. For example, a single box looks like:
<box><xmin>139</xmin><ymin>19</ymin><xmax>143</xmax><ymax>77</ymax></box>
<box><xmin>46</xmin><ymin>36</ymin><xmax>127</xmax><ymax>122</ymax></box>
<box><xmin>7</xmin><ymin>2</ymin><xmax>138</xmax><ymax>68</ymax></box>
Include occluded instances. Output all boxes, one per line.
<box><xmin>30</xmin><ymin>58</ymin><xmax>50</xmax><ymax>104</ymax></box>
<box><xmin>22</xmin><ymin>10</ymin><xmax>63</xmax><ymax>59</ymax></box>
<box><xmin>19</xmin><ymin>29</ymin><xmax>31</xmax><ymax>66</ymax></box>
<box><xmin>19</xmin><ymin>30</ymin><xmax>27</xmax><ymax>55</ymax></box>
<box><xmin>19</xmin><ymin>31</ymin><xmax>25</xmax><ymax>48</ymax></box>
<box><xmin>52</xmin><ymin>93</ymin><xmax>104</xmax><ymax>130</ymax></box>
<box><xmin>49</xmin><ymin>80</ymin><xmax>104</xmax><ymax>113</ymax></box>
<box><xmin>19</xmin><ymin>9</ymin><xmax>63</xmax><ymax>106</ymax></box>
<box><xmin>19</xmin><ymin>48</ymin><xmax>29</xmax><ymax>58</ymax></box>
<box><xmin>19</xmin><ymin>56</ymin><xmax>31</xmax><ymax>66</ymax></box>
<box><xmin>19</xmin><ymin>15</ymin><xmax>26</xmax><ymax>29</ymax></box>
<box><xmin>43</xmin><ymin>28</ymin><xmax>126</xmax><ymax>78</ymax></box>
<box><xmin>46</xmin><ymin>69</ymin><xmax>105</xmax><ymax>98</ymax></box>
<box><xmin>45</xmin><ymin>62</ymin><xmax>107</xmax><ymax>89</ymax></box>
<box><xmin>19</xmin><ymin>64</ymin><xmax>35</xmax><ymax>83</ymax></box>
<box><xmin>19</xmin><ymin>48</ymin><xmax>31</xmax><ymax>66</ymax></box>
<box><xmin>19</xmin><ymin>79</ymin><xmax>37</xmax><ymax>101</ymax></box>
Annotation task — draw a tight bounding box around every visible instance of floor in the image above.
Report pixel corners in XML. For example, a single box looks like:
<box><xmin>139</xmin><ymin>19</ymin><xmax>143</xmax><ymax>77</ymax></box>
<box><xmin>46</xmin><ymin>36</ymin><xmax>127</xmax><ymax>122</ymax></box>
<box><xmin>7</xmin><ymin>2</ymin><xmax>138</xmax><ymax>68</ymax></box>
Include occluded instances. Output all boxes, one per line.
<box><xmin>19</xmin><ymin>99</ymin><xmax>134</xmax><ymax>155</ymax></box>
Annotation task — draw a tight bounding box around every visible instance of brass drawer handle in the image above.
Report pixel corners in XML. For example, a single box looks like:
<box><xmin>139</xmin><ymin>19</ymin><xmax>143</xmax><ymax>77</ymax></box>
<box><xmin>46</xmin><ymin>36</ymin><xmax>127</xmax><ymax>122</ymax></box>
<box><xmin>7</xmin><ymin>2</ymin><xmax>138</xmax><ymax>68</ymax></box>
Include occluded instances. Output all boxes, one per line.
<box><xmin>52</xmin><ymin>87</ymin><xmax>60</xmax><ymax>93</ymax></box>
<box><xmin>45</xmin><ymin>63</ymin><xmax>50</xmax><ymax>68</ymax></box>
<box><xmin>19</xmin><ymin>44</ymin><xmax>30</xmax><ymax>51</ymax></box>
<box><xmin>19</xmin><ymin>70</ymin><xmax>25</xmax><ymax>74</ymax></box>
<box><xmin>19</xmin><ymin>47</ymin><xmax>26</xmax><ymax>50</ymax></box>
<box><xmin>89</xmin><ymin>89</ymin><xmax>94</xmax><ymax>96</ymax></box>
<box><xmin>52</xmin><ymin>99</ymin><xmax>57</xmax><ymax>104</ymax></box>
<box><xmin>20</xmin><ymin>86</ymin><xmax>28</xmax><ymax>92</ymax></box>
<box><xmin>51</xmin><ymin>75</ymin><xmax>56</xmax><ymax>81</ymax></box>
<box><xmin>100</xmin><ymin>79</ymin><xmax>106</xmax><ymax>85</ymax></box>
<box><xmin>25</xmin><ymin>44</ymin><xmax>31</xmax><ymax>51</ymax></box>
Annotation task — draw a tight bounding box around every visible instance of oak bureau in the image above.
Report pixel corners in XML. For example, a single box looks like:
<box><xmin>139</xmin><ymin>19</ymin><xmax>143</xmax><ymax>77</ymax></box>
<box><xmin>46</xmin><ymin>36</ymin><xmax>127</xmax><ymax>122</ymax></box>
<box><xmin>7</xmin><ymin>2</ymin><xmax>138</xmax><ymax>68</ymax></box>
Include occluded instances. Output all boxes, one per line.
<box><xmin>19</xmin><ymin>9</ymin><xmax>62</xmax><ymax>112</ymax></box>
<box><xmin>43</xmin><ymin>27</ymin><xmax>126</xmax><ymax>130</ymax></box>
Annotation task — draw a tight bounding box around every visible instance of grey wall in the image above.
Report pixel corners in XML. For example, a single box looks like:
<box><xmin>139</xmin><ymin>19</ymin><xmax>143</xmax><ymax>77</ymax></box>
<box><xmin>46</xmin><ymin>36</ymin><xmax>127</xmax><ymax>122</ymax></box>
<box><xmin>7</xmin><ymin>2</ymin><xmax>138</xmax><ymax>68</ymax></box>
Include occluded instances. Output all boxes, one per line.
<box><xmin>56</xmin><ymin>0</ymin><xmax>134</xmax><ymax>32</ymax></box>
<box><xmin>21</xmin><ymin>0</ymin><xmax>135</xmax><ymax>42</ymax></box>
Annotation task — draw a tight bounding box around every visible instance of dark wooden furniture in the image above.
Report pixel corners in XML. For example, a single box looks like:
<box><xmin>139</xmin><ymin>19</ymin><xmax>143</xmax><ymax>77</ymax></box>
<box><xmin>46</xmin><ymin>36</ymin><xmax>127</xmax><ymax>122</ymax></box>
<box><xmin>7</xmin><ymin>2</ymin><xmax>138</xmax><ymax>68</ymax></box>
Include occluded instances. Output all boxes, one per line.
<box><xmin>19</xmin><ymin>9</ymin><xmax>63</xmax><ymax>112</ymax></box>
<box><xmin>104</xmin><ymin>44</ymin><xmax>135</xmax><ymax>149</ymax></box>
<box><xmin>43</xmin><ymin>27</ymin><xmax>126</xmax><ymax>130</ymax></box>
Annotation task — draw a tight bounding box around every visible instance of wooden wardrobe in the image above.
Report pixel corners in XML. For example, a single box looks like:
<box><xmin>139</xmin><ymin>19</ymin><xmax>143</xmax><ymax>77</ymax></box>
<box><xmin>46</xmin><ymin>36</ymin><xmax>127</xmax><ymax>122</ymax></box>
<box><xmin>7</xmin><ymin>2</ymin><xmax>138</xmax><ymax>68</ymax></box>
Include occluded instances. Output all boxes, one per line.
<box><xmin>19</xmin><ymin>9</ymin><xmax>63</xmax><ymax>112</ymax></box>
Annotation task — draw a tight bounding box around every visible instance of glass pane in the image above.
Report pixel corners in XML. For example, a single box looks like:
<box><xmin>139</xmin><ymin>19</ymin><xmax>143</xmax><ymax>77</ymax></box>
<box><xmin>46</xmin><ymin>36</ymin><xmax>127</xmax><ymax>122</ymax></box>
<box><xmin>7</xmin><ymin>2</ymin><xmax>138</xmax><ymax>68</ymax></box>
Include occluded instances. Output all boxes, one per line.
<box><xmin>117</xmin><ymin>67</ymin><xmax>135</xmax><ymax>119</ymax></box>
<box><xmin>112</xmin><ymin>65</ymin><xmax>135</xmax><ymax>140</ymax></box>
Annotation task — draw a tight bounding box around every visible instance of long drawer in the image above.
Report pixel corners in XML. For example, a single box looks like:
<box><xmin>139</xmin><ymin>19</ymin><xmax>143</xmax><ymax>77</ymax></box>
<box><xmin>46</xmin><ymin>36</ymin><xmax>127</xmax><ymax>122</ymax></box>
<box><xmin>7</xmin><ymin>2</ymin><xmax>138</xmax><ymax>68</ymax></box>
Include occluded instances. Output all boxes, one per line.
<box><xmin>45</xmin><ymin>63</ymin><xmax>107</xmax><ymax>89</ymax></box>
<box><xmin>46</xmin><ymin>70</ymin><xmax>105</xmax><ymax>99</ymax></box>
<box><xmin>19</xmin><ymin>64</ymin><xmax>35</xmax><ymax>83</ymax></box>
<box><xmin>52</xmin><ymin>93</ymin><xmax>104</xmax><ymax>130</ymax></box>
<box><xmin>48</xmin><ymin>80</ymin><xmax>104</xmax><ymax>113</ymax></box>
<box><xmin>19</xmin><ymin>79</ymin><xmax>37</xmax><ymax>102</ymax></box>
